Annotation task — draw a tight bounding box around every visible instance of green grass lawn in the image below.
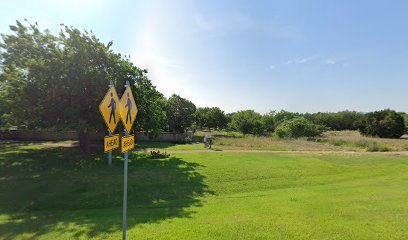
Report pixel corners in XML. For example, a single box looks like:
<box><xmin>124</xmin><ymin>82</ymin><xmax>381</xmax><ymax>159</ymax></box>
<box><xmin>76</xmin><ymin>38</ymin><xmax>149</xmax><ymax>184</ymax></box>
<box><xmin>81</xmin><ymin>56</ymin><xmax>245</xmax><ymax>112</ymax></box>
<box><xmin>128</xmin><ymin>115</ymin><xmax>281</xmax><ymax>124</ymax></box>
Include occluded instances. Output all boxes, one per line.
<box><xmin>1</xmin><ymin>142</ymin><xmax>408</xmax><ymax>239</ymax></box>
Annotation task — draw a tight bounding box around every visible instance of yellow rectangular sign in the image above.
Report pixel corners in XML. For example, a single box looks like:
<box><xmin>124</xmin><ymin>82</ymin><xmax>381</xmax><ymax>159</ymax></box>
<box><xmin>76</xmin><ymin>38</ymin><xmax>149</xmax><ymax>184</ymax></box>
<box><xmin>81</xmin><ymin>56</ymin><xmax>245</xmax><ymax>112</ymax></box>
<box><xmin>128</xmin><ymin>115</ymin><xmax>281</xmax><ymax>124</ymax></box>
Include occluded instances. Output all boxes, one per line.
<box><xmin>104</xmin><ymin>134</ymin><xmax>120</xmax><ymax>153</ymax></box>
<box><xmin>121</xmin><ymin>135</ymin><xmax>135</xmax><ymax>153</ymax></box>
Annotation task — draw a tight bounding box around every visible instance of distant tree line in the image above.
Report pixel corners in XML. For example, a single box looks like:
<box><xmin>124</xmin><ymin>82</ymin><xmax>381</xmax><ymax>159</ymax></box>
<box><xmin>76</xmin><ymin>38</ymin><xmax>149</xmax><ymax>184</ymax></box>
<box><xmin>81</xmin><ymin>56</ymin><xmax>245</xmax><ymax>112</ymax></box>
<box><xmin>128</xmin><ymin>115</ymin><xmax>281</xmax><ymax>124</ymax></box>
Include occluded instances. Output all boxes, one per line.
<box><xmin>0</xmin><ymin>20</ymin><xmax>407</xmax><ymax>154</ymax></box>
<box><xmin>205</xmin><ymin>109</ymin><xmax>406</xmax><ymax>139</ymax></box>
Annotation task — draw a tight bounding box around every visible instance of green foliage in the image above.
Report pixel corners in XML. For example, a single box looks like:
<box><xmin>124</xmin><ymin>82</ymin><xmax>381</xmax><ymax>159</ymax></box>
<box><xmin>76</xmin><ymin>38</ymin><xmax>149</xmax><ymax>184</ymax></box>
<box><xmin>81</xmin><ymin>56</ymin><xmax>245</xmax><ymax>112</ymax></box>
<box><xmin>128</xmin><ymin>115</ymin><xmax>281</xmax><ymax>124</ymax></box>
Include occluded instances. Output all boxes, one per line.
<box><xmin>166</xmin><ymin>94</ymin><xmax>196</xmax><ymax>133</ymax></box>
<box><xmin>261</xmin><ymin>111</ymin><xmax>275</xmax><ymax>132</ymax></box>
<box><xmin>0</xmin><ymin>20</ymin><xmax>166</xmax><ymax>149</ymax></box>
<box><xmin>133</xmin><ymin>74</ymin><xmax>167</xmax><ymax>136</ymax></box>
<box><xmin>149</xmin><ymin>150</ymin><xmax>170</xmax><ymax>159</ymax></box>
<box><xmin>354</xmin><ymin>140</ymin><xmax>391</xmax><ymax>152</ymax></box>
<box><xmin>275</xmin><ymin>117</ymin><xmax>327</xmax><ymax>138</ymax></box>
<box><xmin>304</xmin><ymin>111</ymin><xmax>363</xmax><ymax>130</ymax></box>
<box><xmin>184</xmin><ymin>136</ymin><xmax>192</xmax><ymax>144</ymax></box>
<box><xmin>229</xmin><ymin>110</ymin><xmax>264</xmax><ymax>135</ymax></box>
<box><xmin>399</xmin><ymin>112</ymin><xmax>408</xmax><ymax>133</ymax></box>
<box><xmin>194</xmin><ymin>107</ymin><xmax>228</xmax><ymax>130</ymax></box>
<box><xmin>273</xmin><ymin>110</ymin><xmax>301</xmax><ymax>127</ymax></box>
<box><xmin>356</xmin><ymin>109</ymin><xmax>405</xmax><ymax>138</ymax></box>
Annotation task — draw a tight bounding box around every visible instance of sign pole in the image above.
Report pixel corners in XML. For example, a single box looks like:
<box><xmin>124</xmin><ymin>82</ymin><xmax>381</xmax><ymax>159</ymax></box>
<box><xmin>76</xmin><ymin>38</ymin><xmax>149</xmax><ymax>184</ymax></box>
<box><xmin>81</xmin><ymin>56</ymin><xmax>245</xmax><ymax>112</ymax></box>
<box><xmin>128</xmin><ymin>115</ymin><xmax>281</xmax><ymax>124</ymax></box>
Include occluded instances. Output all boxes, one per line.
<box><xmin>123</xmin><ymin>129</ymin><xmax>128</xmax><ymax>240</ymax></box>
<box><xmin>122</xmin><ymin>80</ymin><xmax>130</xmax><ymax>240</ymax></box>
<box><xmin>107</xmin><ymin>81</ymin><xmax>114</xmax><ymax>166</ymax></box>
<box><xmin>108</xmin><ymin>130</ymin><xmax>112</xmax><ymax>165</ymax></box>
<box><xmin>100</xmin><ymin>78</ymin><xmax>137</xmax><ymax>240</ymax></box>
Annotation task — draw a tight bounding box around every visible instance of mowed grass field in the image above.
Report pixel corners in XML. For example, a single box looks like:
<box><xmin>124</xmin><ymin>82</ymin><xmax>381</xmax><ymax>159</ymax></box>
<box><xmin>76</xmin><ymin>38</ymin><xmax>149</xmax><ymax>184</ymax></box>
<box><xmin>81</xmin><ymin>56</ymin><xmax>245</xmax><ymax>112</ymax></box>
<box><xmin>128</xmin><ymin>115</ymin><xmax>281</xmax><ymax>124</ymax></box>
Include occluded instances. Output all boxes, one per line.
<box><xmin>1</xmin><ymin>141</ymin><xmax>408</xmax><ymax>239</ymax></box>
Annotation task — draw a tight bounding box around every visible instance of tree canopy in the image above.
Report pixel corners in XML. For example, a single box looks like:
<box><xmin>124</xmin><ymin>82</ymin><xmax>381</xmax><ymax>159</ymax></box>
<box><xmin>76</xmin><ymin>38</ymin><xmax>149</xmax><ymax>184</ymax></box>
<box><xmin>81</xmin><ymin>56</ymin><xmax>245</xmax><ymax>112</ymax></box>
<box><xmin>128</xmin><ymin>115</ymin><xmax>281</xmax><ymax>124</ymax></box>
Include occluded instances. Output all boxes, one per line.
<box><xmin>194</xmin><ymin>107</ymin><xmax>227</xmax><ymax>131</ymax></box>
<box><xmin>356</xmin><ymin>109</ymin><xmax>405</xmax><ymax>138</ymax></box>
<box><xmin>166</xmin><ymin>94</ymin><xmax>196</xmax><ymax>133</ymax></box>
<box><xmin>0</xmin><ymin>20</ymin><xmax>166</xmax><ymax>150</ymax></box>
<box><xmin>229</xmin><ymin>110</ymin><xmax>264</xmax><ymax>135</ymax></box>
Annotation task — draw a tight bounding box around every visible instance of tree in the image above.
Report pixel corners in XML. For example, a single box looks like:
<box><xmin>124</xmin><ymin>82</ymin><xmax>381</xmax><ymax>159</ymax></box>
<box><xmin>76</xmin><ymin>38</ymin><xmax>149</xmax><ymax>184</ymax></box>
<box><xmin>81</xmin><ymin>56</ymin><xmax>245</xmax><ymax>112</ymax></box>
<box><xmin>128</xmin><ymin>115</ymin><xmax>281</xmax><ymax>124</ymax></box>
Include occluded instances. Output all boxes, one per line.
<box><xmin>399</xmin><ymin>112</ymin><xmax>408</xmax><ymax>134</ymax></box>
<box><xmin>166</xmin><ymin>94</ymin><xmax>196</xmax><ymax>133</ymax></box>
<box><xmin>356</xmin><ymin>109</ymin><xmax>405</xmax><ymax>138</ymax></box>
<box><xmin>133</xmin><ymin>71</ymin><xmax>167</xmax><ymax>137</ymax></box>
<box><xmin>261</xmin><ymin>111</ymin><xmax>275</xmax><ymax>132</ymax></box>
<box><xmin>275</xmin><ymin>117</ymin><xmax>327</xmax><ymax>138</ymax></box>
<box><xmin>0</xmin><ymin>20</ymin><xmax>164</xmax><ymax>151</ymax></box>
<box><xmin>304</xmin><ymin>111</ymin><xmax>363</xmax><ymax>130</ymax></box>
<box><xmin>229</xmin><ymin>110</ymin><xmax>264</xmax><ymax>135</ymax></box>
<box><xmin>273</xmin><ymin>110</ymin><xmax>301</xmax><ymax>127</ymax></box>
<box><xmin>194</xmin><ymin>107</ymin><xmax>227</xmax><ymax>131</ymax></box>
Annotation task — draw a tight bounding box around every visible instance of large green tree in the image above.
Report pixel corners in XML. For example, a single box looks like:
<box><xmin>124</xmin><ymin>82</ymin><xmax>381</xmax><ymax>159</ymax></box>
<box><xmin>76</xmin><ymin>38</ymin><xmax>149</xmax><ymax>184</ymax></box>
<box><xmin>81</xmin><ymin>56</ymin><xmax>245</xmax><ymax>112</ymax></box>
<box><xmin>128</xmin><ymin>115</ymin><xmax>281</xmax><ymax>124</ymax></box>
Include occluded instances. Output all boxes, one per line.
<box><xmin>166</xmin><ymin>94</ymin><xmax>196</xmax><ymax>133</ymax></box>
<box><xmin>0</xmin><ymin>20</ymin><xmax>165</xmax><ymax>151</ymax></box>
<box><xmin>133</xmin><ymin>72</ymin><xmax>167</xmax><ymax>137</ymax></box>
<box><xmin>229</xmin><ymin>110</ymin><xmax>264</xmax><ymax>135</ymax></box>
<box><xmin>194</xmin><ymin>107</ymin><xmax>227</xmax><ymax>131</ymax></box>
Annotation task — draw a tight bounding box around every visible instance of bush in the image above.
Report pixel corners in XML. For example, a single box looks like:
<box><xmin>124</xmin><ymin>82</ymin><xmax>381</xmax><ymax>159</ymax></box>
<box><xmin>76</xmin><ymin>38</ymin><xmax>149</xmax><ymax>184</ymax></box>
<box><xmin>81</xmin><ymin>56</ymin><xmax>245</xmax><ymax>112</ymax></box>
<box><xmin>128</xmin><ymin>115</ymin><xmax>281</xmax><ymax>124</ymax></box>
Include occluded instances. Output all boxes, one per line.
<box><xmin>149</xmin><ymin>150</ymin><xmax>170</xmax><ymax>159</ymax></box>
<box><xmin>184</xmin><ymin>136</ymin><xmax>192</xmax><ymax>144</ymax></box>
<box><xmin>275</xmin><ymin>117</ymin><xmax>327</xmax><ymax>138</ymax></box>
<box><xmin>356</xmin><ymin>110</ymin><xmax>405</xmax><ymax>138</ymax></box>
<box><xmin>355</xmin><ymin>140</ymin><xmax>391</xmax><ymax>152</ymax></box>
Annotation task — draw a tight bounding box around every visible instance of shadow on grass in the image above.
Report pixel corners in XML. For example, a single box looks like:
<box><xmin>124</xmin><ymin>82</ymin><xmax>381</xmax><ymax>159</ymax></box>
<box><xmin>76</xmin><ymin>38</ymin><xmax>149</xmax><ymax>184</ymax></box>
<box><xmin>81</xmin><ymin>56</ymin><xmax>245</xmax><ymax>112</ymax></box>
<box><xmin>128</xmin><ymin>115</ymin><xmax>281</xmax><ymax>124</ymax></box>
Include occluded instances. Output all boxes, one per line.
<box><xmin>0</xmin><ymin>144</ymin><xmax>212</xmax><ymax>239</ymax></box>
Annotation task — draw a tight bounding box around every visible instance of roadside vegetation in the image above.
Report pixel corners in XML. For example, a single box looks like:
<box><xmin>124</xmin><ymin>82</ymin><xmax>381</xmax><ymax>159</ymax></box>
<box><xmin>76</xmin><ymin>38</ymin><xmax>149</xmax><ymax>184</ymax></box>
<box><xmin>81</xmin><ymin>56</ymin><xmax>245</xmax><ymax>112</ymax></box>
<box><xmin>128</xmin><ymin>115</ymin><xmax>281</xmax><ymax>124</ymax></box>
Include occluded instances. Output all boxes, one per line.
<box><xmin>2</xmin><ymin>141</ymin><xmax>408</xmax><ymax>239</ymax></box>
<box><xmin>1</xmin><ymin>21</ymin><xmax>407</xmax><ymax>154</ymax></box>
<box><xmin>138</xmin><ymin>130</ymin><xmax>407</xmax><ymax>153</ymax></box>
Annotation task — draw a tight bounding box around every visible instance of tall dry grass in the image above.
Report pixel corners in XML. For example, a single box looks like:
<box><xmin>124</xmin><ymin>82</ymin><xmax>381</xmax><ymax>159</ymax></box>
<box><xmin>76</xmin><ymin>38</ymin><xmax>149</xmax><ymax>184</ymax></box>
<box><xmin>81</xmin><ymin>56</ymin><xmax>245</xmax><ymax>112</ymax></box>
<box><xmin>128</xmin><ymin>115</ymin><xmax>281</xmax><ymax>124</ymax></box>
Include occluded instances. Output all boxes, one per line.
<box><xmin>318</xmin><ymin>131</ymin><xmax>408</xmax><ymax>152</ymax></box>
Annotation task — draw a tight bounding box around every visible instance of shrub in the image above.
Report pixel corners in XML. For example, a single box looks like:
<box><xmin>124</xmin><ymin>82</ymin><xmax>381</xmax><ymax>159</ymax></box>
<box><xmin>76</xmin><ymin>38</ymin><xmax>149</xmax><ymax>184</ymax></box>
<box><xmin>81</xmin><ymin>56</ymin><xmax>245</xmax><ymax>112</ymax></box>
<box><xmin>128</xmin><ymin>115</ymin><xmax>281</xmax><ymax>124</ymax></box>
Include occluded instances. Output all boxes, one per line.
<box><xmin>149</xmin><ymin>150</ymin><xmax>170</xmax><ymax>159</ymax></box>
<box><xmin>184</xmin><ymin>136</ymin><xmax>192</xmax><ymax>144</ymax></box>
<box><xmin>275</xmin><ymin>117</ymin><xmax>327</xmax><ymax>138</ymax></box>
<box><xmin>355</xmin><ymin>140</ymin><xmax>391</xmax><ymax>152</ymax></box>
<box><xmin>356</xmin><ymin>110</ymin><xmax>405</xmax><ymax>138</ymax></box>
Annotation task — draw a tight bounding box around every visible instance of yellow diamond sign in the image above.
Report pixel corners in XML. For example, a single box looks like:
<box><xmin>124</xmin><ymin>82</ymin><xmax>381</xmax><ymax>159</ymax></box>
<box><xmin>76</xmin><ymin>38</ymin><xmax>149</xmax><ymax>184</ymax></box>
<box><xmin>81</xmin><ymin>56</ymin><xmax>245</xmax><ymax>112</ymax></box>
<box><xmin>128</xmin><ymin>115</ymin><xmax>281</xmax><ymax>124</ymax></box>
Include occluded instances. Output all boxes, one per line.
<box><xmin>119</xmin><ymin>86</ymin><xmax>138</xmax><ymax>133</ymax></box>
<box><xmin>99</xmin><ymin>86</ymin><xmax>120</xmax><ymax>133</ymax></box>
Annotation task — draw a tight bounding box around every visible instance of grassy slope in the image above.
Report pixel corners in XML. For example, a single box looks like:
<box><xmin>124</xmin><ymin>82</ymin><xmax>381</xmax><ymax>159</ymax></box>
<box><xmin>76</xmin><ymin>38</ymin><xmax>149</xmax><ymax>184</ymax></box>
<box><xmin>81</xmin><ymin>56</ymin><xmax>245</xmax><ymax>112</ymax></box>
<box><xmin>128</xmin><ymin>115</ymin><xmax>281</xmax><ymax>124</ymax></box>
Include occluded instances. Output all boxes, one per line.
<box><xmin>1</xmin><ymin>142</ymin><xmax>408</xmax><ymax>239</ymax></box>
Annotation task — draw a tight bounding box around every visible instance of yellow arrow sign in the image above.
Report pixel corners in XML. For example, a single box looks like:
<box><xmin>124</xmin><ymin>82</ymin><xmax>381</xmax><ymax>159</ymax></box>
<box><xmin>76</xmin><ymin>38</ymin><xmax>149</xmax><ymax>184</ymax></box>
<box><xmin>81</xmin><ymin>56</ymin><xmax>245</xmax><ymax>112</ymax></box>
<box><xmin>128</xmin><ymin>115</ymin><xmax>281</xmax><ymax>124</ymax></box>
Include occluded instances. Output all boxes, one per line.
<box><xmin>119</xmin><ymin>86</ymin><xmax>138</xmax><ymax>133</ymax></box>
<box><xmin>99</xmin><ymin>86</ymin><xmax>120</xmax><ymax>133</ymax></box>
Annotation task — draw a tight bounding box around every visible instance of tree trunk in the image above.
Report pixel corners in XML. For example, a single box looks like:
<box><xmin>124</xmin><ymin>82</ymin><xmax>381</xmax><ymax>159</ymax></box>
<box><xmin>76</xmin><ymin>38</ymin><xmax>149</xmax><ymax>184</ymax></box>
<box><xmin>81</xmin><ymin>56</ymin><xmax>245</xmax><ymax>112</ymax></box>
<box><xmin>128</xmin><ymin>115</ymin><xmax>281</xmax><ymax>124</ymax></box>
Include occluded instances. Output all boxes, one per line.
<box><xmin>79</xmin><ymin>127</ymin><xmax>90</xmax><ymax>153</ymax></box>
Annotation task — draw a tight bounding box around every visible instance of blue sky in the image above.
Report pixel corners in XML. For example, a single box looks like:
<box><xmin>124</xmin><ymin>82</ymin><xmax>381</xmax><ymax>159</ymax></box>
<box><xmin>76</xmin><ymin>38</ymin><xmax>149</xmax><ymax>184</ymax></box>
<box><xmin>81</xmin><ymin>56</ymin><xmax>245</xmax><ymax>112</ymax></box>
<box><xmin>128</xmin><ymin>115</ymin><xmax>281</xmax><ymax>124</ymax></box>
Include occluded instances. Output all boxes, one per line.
<box><xmin>1</xmin><ymin>0</ymin><xmax>408</xmax><ymax>113</ymax></box>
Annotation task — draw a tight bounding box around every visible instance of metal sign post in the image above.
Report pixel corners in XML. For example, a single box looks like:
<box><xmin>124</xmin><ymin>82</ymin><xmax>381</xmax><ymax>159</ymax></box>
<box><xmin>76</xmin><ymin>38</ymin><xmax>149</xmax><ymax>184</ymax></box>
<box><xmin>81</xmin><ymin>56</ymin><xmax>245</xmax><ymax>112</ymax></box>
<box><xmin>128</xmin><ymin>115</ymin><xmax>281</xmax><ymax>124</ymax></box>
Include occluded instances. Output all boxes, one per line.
<box><xmin>108</xmin><ymin>81</ymin><xmax>113</xmax><ymax>166</ymax></box>
<box><xmin>119</xmin><ymin>80</ymin><xmax>137</xmax><ymax>240</ymax></box>
<box><xmin>107</xmin><ymin>82</ymin><xmax>113</xmax><ymax>166</ymax></box>
<box><xmin>123</xmin><ymin>129</ymin><xmax>128</xmax><ymax>240</ymax></box>
<box><xmin>100</xmin><ymin>80</ymin><xmax>137</xmax><ymax>240</ymax></box>
<box><xmin>108</xmin><ymin>131</ymin><xmax>112</xmax><ymax>165</ymax></box>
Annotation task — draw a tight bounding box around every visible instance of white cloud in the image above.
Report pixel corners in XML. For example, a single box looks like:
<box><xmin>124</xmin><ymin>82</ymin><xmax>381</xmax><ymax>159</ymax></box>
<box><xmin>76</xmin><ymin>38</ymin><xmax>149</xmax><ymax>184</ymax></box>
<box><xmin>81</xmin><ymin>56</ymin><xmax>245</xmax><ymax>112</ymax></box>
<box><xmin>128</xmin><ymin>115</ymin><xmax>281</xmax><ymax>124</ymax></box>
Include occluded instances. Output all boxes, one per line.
<box><xmin>286</xmin><ymin>56</ymin><xmax>316</xmax><ymax>64</ymax></box>
<box><xmin>323</xmin><ymin>58</ymin><xmax>351</xmax><ymax>67</ymax></box>
<box><xmin>269</xmin><ymin>65</ymin><xmax>276</xmax><ymax>70</ymax></box>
